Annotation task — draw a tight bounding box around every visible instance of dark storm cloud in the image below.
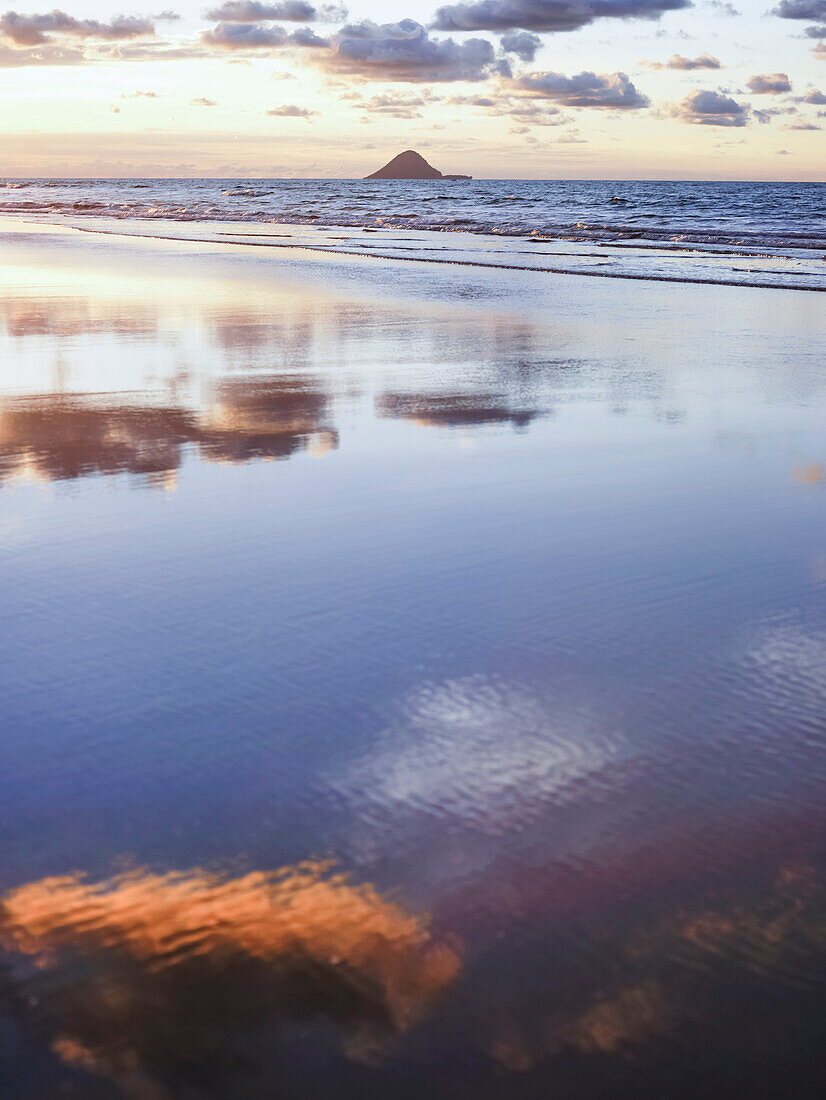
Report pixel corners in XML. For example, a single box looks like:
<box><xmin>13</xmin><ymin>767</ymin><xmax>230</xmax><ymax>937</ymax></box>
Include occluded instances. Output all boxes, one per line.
<box><xmin>431</xmin><ymin>0</ymin><xmax>690</xmax><ymax>34</ymax></box>
<box><xmin>515</xmin><ymin>69</ymin><xmax>650</xmax><ymax>108</ymax></box>
<box><xmin>500</xmin><ymin>30</ymin><xmax>541</xmax><ymax>60</ymax></box>
<box><xmin>645</xmin><ymin>51</ymin><xmax>721</xmax><ymax>68</ymax></box>
<box><xmin>0</xmin><ymin>11</ymin><xmax>155</xmax><ymax>46</ymax></box>
<box><xmin>747</xmin><ymin>71</ymin><xmax>792</xmax><ymax>92</ymax></box>
<box><xmin>203</xmin><ymin>1</ymin><xmax>344</xmax><ymax>21</ymax></box>
<box><xmin>323</xmin><ymin>20</ymin><xmax>504</xmax><ymax>82</ymax></box>
<box><xmin>804</xmin><ymin>22</ymin><xmax>826</xmax><ymax>33</ymax></box>
<box><xmin>674</xmin><ymin>87</ymin><xmax>750</xmax><ymax>125</ymax></box>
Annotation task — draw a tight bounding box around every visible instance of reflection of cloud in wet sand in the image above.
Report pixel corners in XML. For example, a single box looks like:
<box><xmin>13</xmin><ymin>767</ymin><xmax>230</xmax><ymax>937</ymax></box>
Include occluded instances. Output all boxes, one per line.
<box><xmin>0</xmin><ymin>861</ymin><xmax>460</xmax><ymax>1096</ymax></box>
<box><xmin>337</xmin><ymin>676</ymin><xmax>614</xmax><ymax>840</ymax></box>
<box><xmin>0</xmin><ymin>397</ymin><xmax>197</xmax><ymax>484</ymax></box>
<box><xmin>0</xmin><ymin>295</ymin><xmax>157</xmax><ymax>339</ymax></box>
<box><xmin>375</xmin><ymin>392</ymin><xmax>540</xmax><ymax>431</ymax></box>
<box><xmin>486</xmin><ymin>861</ymin><xmax>826</xmax><ymax>1077</ymax></box>
<box><xmin>0</xmin><ymin>375</ymin><xmax>337</xmax><ymax>485</ymax></box>
<box><xmin>793</xmin><ymin>464</ymin><xmax>824</xmax><ymax>485</ymax></box>
<box><xmin>198</xmin><ymin>376</ymin><xmax>337</xmax><ymax>465</ymax></box>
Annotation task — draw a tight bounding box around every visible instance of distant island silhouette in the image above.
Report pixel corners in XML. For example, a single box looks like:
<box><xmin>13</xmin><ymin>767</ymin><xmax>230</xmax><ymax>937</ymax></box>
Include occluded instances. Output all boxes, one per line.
<box><xmin>365</xmin><ymin>150</ymin><xmax>471</xmax><ymax>180</ymax></box>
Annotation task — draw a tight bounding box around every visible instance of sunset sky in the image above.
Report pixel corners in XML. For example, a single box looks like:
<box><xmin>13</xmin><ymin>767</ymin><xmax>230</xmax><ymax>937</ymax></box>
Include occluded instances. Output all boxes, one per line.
<box><xmin>0</xmin><ymin>0</ymin><xmax>823</xmax><ymax>177</ymax></box>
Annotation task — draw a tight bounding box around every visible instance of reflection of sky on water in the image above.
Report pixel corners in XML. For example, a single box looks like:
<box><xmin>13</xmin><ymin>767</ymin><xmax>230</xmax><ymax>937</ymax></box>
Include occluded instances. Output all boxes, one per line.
<box><xmin>1</xmin><ymin>222</ymin><xmax>826</xmax><ymax>1097</ymax></box>
<box><xmin>0</xmin><ymin>861</ymin><xmax>460</xmax><ymax>1098</ymax></box>
<box><xmin>0</xmin><ymin>379</ymin><xmax>338</xmax><ymax>486</ymax></box>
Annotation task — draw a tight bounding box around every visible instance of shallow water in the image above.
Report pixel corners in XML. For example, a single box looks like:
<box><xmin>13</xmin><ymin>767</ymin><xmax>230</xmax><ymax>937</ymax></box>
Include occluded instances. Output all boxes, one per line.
<box><xmin>0</xmin><ymin>220</ymin><xmax>825</xmax><ymax>1098</ymax></box>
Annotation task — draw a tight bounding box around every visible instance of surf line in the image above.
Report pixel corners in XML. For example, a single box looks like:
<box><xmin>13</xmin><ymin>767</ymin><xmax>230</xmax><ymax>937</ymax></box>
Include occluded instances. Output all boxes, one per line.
<box><xmin>62</xmin><ymin>221</ymin><xmax>826</xmax><ymax>294</ymax></box>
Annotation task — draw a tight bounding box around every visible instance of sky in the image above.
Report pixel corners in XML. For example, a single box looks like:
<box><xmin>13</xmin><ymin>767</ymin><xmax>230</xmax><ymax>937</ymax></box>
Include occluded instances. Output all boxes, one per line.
<box><xmin>0</xmin><ymin>0</ymin><xmax>823</xmax><ymax>177</ymax></box>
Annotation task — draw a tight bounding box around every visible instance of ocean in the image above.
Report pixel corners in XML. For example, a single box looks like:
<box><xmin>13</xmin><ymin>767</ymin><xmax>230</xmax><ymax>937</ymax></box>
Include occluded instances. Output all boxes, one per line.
<box><xmin>2</xmin><ymin>177</ymin><xmax>825</xmax><ymax>290</ymax></box>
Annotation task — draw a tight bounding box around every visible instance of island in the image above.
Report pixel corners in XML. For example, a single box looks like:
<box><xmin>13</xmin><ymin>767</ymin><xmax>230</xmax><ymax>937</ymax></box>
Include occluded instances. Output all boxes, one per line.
<box><xmin>365</xmin><ymin>150</ymin><xmax>472</xmax><ymax>180</ymax></box>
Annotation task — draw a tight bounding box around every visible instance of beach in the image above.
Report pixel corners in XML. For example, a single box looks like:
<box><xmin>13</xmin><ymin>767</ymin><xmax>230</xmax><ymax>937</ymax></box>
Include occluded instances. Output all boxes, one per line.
<box><xmin>1</xmin><ymin>214</ymin><xmax>825</xmax><ymax>1097</ymax></box>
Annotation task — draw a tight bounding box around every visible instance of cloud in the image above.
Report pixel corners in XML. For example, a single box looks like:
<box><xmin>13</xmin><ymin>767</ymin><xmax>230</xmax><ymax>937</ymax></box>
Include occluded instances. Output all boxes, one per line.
<box><xmin>322</xmin><ymin>19</ymin><xmax>504</xmax><ymax>82</ymax></box>
<box><xmin>506</xmin><ymin>101</ymin><xmax>567</xmax><ymax>122</ymax></box>
<box><xmin>97</xmin><ymin>40</ymin><xmax>207</xmax><ymax>59</ymax></box>
<box><xmin>751</xmin><ymin>104</ymin><xmax>796</xmax><ymax>119</ymax></box>
<box><xmin>448</xmin><ymin>89</ymin><xmax>569</xmax><ymax>123</ymax></box>
<box><xmin>0</xmin><ymin>40</ymin><xmax>83</xmax><ymax>64</ymax></box>
<box><xmin>706</xmin><ymin>0</ymin><xmax>740</xmax><ymax>13</ymax></box>
<box><xmin>803</xmin><ymin>87</ymin><xmax>826</xmax><ymax>101</ymax></box>
<box><xmin>289</xmin><ymin>25</ymin><xmax>329</xmax><ymax>45</ymax></box>
<box><xmin>770</xmin><ymin>0</ymin><xmax>826</xmax><ymax>47</ymax></box>
<box><xmin>202</xmin><ymin>21</ymin><xmax>328</xmax><ymax>48</ymax></box>
<box><xmin>514</xmin><ymin>69</ymin><xmax>650</xmax><ymax>108</ymax></box>
<box><xmin>447</xmin><ymin>92</ymin><xmax>498</xmax><ymax>105</ymax></box>
<box><xmin>747</xmin><ymin>72</ymin><xmax>792</xmax><ymax>93</ymax></box>
<box><xmin>203</xmin><ymin>21</ymin><xmax>287</xmax><ymax>47</ymax></box>
<box><xmin>644</xmin><ymin>52</ymin><xmax>721</xmax><ymax>69</ymax></box>
<box><xmin>674</xmin><ymin>87</ymin><xmax>750</xmax><ymax>125</ymax></box>
<box><xmin>351</xmin><ymin>92</ymin><xmax>433</xmax><ymax>117</ymax></box>
<box><xmin>816</xmin><ymin>40</ymin><xmax>826</xmax><ymax>55</ymax></box>
<box><xmin>783</xmin><ymin>118</ymin><xmax>821</xmax><ymax>127</ymax></box>
<box><xmin>203</xmin><ymin>1</ymin><xmax>332</xmax><ymax>20</ymax></box>
<box><xmin>500</xmin><ymin>30</ymin><xmax>541</xmax><ymax>60</ymax></box>
<box><xmin>191</xmin><ymin>96</ymin><xmax>217</xmax><ymax>105</ymax></box>
<box><xmin>431</xmin><ymin>0</ymin><xmax>690</xmax><ymax>34</ymax></box>
<box><xmin>266</xmin><ymin>102</ymin><xmax>319</xmax><ymax>116</ymax></box>
<box><xmin>121</xmin><ymin>90</ymin><xmax>161</xmax><ymax>97</ymax></box>
<box><xmin>0</xmin><ymin>11</ymin><xmax>155</xmax><ymax>47</ymax></box>
<box><xmin>770</xmin><ymin>0</ymin><xmax>826</xmax><ymax>17</ymax></box>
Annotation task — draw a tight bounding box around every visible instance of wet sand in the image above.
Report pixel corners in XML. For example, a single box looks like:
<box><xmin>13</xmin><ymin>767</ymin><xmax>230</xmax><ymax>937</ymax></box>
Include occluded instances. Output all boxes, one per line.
<box><xmin>1</xmin><ymin>218</ymin><xmax>825</xmax><ymax>1098</ymax></box>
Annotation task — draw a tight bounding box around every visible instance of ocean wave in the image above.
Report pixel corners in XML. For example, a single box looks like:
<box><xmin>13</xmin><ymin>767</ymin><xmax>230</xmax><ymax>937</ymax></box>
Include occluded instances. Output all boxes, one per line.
<box><xmin>0</xmin><ymin>195</ymin><xmax>822</xmax><ymax>252</ymax></box>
